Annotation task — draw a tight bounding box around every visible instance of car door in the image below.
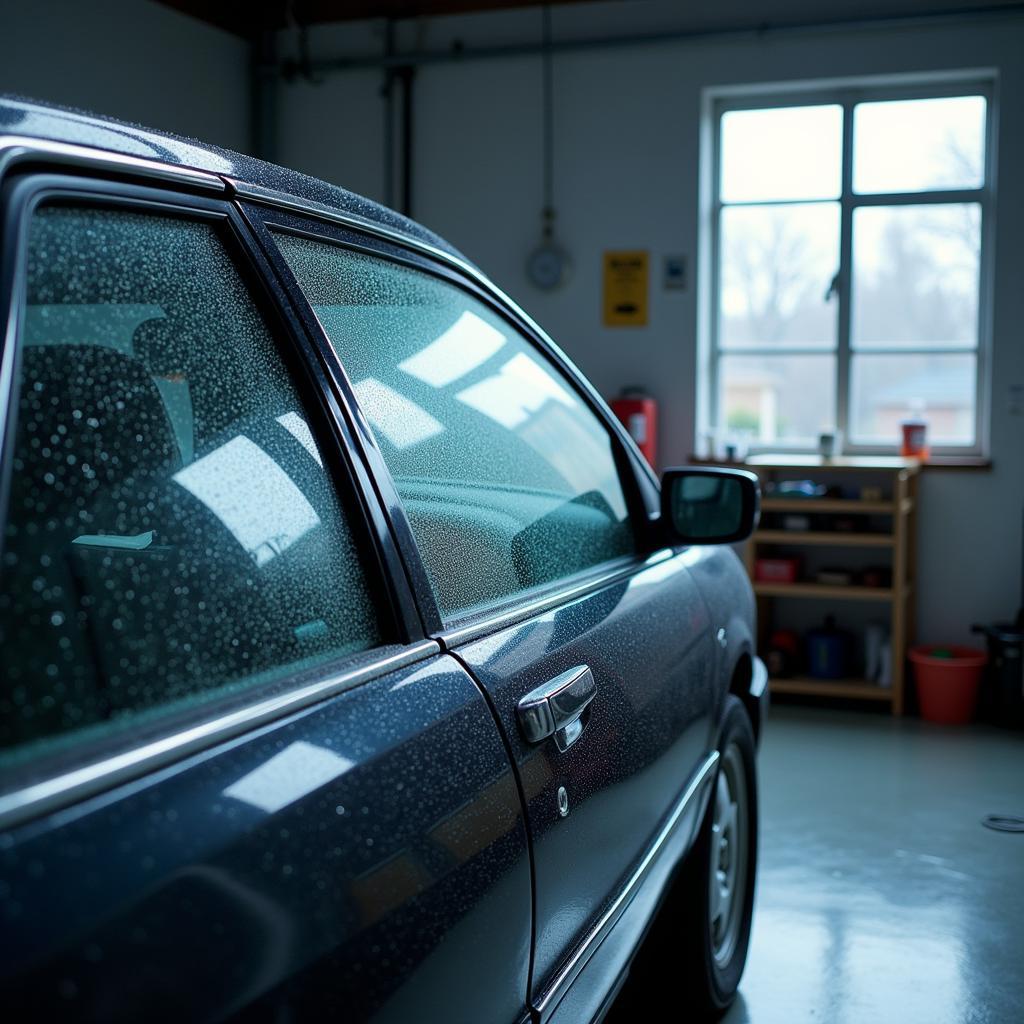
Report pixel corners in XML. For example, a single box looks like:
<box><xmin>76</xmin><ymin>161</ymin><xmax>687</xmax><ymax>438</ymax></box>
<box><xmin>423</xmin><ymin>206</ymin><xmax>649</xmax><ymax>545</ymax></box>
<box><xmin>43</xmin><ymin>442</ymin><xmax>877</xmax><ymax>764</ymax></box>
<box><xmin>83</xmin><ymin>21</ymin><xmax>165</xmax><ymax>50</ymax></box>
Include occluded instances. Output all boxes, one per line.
<box><xmin>259</xmin><ymin>211</ymin><xmax>720</xmax><ymax>1022</ymax></box>
<box><xmin>0</xmin><ymin>172</ymin><xmax>532</xmax><ymax>1024</ymax></box>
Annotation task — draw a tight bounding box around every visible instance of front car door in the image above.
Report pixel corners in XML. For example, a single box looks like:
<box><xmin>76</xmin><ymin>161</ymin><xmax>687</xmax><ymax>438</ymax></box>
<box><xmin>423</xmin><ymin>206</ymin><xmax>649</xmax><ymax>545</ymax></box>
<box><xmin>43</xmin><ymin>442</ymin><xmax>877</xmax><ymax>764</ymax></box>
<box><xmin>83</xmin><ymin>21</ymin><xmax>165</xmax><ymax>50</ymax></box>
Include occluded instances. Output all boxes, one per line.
<box><xmin>259</xmin><ymin>210</ymin><xmax>721</xmax><ymax>1022</ymax></box>
<box><xmin>0</xmin><ymin>167</ymin><xmax>532</xmax><ymax>1023</ymax></box>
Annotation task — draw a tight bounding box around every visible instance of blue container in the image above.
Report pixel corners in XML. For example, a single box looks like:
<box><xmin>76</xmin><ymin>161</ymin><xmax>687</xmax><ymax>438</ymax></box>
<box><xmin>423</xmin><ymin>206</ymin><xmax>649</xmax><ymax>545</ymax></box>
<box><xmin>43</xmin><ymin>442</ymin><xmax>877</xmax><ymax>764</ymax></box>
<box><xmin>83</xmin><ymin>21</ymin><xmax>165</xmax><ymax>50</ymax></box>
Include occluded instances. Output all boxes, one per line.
<box><xmin>807</xmin><ymin>618</ymin><xmax>850</xmax><ymax>679</ymax></box>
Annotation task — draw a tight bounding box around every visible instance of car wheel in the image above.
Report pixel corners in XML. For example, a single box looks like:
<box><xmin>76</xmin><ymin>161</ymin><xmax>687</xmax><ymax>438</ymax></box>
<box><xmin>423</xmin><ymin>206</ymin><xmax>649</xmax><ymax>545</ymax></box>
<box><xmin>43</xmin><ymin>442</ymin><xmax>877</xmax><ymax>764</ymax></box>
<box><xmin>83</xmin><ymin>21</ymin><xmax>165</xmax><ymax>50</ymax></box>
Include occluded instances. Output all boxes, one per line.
<box><xmin>625</xmin><ymin>696</ymin><xmax>758</xmax><ymax>1020</ymax></box>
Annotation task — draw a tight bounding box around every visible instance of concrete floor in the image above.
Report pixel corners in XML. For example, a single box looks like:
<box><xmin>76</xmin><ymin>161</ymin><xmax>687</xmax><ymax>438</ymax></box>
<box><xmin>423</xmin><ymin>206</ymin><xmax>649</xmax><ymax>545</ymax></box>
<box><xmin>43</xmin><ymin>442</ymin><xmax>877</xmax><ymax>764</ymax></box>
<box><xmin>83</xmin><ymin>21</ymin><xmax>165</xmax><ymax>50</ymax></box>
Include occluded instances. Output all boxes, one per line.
<box><xmin>616</xmin><ymin>705</ymin><xmax>1024</xmax><ymax>1023</ymax></box>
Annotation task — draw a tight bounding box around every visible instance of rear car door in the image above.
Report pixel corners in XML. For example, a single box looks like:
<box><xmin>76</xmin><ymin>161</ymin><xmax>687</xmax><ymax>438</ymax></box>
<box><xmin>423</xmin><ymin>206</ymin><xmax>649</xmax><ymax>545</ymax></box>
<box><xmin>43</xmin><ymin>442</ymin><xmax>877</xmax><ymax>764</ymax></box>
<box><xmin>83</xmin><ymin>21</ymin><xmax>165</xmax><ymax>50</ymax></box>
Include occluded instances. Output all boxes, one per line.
<box><xmin>260</xmin><ymin>212</ymin><xmax>720</xmax><ymax>1022</ymax></box>
<box><xmin>0</xmin><ymin>172</ymin><xmax>531</xmax><ymax>1023</ymax></box>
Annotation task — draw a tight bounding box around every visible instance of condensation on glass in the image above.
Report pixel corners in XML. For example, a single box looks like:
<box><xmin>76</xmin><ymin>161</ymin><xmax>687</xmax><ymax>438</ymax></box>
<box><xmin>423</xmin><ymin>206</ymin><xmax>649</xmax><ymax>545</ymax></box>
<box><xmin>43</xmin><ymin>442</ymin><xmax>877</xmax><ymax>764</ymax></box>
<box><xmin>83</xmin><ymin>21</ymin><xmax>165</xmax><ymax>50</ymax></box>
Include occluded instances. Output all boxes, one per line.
<box><xmin>274</xmin><ymin>232</ymin><xmax>636</xmax><ymax>618</ymax></box>
<box><xmin>0</xmin><ymin>207</ymin><xmax>382</xmax><ymax>761</ymax></box>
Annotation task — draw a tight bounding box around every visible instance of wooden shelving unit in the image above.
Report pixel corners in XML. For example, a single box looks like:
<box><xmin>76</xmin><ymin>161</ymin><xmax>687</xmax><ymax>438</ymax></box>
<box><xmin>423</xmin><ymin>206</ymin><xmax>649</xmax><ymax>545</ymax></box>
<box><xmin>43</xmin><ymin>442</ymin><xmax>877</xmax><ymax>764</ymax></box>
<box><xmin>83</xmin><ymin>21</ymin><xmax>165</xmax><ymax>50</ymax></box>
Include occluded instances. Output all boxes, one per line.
<box><xmin>754</xmin><ymin>529</ymin><xmax>894</xmax><ymax>548</ymax></box>
<box><xmin>752</xmin><ymin>582</ymin><xmax>894</xmax><ymax>601</ymax></box>
<box><xmin>769</xmin><ymin>677</ymin><xmax>895</xmax><ymax>702</ymax></box>
<box><xmin>738</xmin><ymin>456</ymin><xmax>920</xmax><ymax>715</ymax></box>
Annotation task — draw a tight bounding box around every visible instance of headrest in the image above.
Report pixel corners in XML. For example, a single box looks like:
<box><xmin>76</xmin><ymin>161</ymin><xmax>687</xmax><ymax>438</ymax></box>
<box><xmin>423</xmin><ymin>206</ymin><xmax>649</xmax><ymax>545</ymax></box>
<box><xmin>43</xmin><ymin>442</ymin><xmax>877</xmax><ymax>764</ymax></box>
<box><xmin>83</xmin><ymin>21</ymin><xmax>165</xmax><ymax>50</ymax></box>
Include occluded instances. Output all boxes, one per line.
<box><xmin>19</xmin><ymin>343</ymin><xmax>177</xmax><ymax>473</ymax></box>
<box><xmin>132</xmin><ymin>317</ymin><xmax>196</xmax><ymax>376</ymax></box>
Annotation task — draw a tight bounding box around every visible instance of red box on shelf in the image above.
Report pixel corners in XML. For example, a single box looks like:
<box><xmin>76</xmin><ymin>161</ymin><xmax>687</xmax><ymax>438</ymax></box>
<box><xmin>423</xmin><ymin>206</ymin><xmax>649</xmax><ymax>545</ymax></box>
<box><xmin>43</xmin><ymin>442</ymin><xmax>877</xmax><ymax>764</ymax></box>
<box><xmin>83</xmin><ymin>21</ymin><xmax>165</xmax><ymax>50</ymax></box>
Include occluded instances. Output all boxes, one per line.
<box><xmin>754</xmin><ymin>557</ymin><xmax>801</xmax><ymax>584</ymax></box>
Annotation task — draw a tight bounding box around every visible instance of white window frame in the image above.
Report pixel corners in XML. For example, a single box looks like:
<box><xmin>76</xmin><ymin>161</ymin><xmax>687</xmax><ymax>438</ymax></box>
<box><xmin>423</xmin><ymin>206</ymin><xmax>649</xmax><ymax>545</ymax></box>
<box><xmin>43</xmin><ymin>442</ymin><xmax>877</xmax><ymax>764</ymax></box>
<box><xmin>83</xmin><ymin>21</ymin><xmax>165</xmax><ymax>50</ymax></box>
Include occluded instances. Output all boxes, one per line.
<box><xmin>702</xmin><ymin>74</ymin><xmax>996</xmax><ymax>457</ymax></box>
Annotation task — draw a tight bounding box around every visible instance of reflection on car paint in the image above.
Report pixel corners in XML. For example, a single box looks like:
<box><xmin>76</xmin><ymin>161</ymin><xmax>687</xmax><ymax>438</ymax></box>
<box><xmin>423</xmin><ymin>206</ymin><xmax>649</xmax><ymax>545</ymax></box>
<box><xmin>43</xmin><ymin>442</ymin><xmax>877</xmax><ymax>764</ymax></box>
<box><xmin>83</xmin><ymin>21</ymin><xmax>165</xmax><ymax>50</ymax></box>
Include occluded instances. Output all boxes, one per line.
<box><xmin>222</xmin><ymin>740</ymin><xmax>355</xmax><ymax>815</ymax></box>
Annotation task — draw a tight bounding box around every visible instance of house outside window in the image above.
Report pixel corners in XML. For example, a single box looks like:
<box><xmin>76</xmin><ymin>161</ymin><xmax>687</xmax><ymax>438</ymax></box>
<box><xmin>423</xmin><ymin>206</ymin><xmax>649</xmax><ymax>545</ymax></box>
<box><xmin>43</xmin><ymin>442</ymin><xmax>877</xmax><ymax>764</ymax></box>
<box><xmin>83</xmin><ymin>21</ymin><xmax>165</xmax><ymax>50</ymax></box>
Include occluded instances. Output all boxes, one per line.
<box><xmin>705</xmin><ymin>79</ymin><xmax>994</xmax><ymax>456</ymax></box>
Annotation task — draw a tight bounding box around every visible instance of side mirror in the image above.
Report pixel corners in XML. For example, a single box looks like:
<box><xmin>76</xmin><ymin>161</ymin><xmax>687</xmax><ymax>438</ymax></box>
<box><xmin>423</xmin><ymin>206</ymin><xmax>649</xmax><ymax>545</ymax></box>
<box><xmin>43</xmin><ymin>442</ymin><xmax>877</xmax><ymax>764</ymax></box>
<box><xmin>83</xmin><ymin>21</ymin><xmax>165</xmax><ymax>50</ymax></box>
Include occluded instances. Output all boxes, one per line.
<box><xmin>661</xmin><ymin>467</ymin><xmax>760</xmax><ymax>544</ymax></box>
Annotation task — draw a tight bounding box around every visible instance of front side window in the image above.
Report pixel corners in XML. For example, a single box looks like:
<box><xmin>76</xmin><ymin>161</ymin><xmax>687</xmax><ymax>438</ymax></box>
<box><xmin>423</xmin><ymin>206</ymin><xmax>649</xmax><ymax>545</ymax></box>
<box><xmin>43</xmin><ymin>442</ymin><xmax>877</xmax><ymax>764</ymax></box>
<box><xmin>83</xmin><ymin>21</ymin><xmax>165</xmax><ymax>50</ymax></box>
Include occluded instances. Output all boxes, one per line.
<box><xmin>711</xmin><ymin>86</ymin><xmax>989</xmax><ymax>453</ymax></box>
<box><xmin>274</xmin><ymin>233</ymin><xmax>637</xmax><ymax>619</ymax></box>
<box><xmin>0</xmin><ymin>205</ymin><xmax>383</xmax><ymax>762</ymax></box>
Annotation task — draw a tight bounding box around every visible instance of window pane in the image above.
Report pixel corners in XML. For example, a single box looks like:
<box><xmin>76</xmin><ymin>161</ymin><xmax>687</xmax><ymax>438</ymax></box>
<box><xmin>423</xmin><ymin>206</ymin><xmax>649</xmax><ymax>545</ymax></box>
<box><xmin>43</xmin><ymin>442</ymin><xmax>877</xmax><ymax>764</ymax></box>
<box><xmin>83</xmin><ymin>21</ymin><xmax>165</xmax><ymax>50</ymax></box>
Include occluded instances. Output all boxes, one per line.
<box><xmin>274</xmin><ymin>233</ymin><xmax>636</xmax><ymax>619</ymax></box>
<box><xmin>1</xmin><ymin>208</ymin><xmax>382</xmax><ymax>760</ymax></box>
<box><xmin>720</xmin><ymin>203</ymin><xmax>839</xmax><ymax>349</ymax></box>
<box><xmin>850</xmin><ymin>353</ymin><xmax>976</xmax><ymax>446</ymax></box>
<box><xmin>851</xmin><ymin>204</ymin><xmax>980</xmax><ymax>349</ymax></box>
<box><xmin>853</xmin><ymin>96</ymin><xmax>986</xmax><ymax>194</ymax></box>
<box><xmin>720</xmin><ymin>105</ymin><xmax>842</xmax><ymax>202</ymax></box>
<box><xmin>719</xmin><ymin>353</ymin><xmax>836</xmax><ymax>446</ymax></box>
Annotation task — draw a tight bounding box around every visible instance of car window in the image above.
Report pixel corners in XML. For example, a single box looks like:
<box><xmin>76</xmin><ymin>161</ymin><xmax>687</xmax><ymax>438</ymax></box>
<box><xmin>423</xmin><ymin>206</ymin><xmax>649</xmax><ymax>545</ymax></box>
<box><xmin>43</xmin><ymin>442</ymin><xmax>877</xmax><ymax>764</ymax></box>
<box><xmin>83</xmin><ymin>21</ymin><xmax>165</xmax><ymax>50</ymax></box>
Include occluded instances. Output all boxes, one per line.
<box><xmin>273</xmin><ymin>232</ymin><xmax>637</xmax><ymax>619</ymax></box>
<box><xmin>0</xmin><ymin>205</ymin><xmax>383</xmax><ymax>765</ymax></box>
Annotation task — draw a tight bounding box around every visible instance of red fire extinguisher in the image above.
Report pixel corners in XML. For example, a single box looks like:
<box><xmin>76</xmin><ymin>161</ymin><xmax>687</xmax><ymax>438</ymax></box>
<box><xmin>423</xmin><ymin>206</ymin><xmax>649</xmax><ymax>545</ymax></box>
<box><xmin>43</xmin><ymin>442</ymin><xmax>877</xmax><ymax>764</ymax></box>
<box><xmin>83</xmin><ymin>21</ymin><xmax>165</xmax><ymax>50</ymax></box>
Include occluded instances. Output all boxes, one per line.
<box><xmin>610</xmin><ymin>386</ymin><xmax>658</xmax><ymax>467</ymax></box>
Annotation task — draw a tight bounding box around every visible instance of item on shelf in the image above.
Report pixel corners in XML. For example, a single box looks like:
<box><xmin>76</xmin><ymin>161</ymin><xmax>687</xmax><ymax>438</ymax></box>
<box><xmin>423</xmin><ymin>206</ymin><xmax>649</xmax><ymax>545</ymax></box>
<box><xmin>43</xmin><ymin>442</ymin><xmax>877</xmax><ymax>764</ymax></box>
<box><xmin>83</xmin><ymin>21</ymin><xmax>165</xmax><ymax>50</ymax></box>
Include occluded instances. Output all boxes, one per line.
<box><xmin>831</xmin><ymin>514</ymin><xmax>864</xmax><ymax>533</ymax></box>
<box><xmin>878</xmin><ymin>640</ymin><xmax>892</xmax><ymax>687</ymax></box>
<box><xmin>773</xmin><ymin>479</ymin><xmax>827</xmax><ymax>499</ymax></box>
<box><xmin>860</xmin><ymin>566</ymin><xmax>892</xmax><ymax>588</ymax></box>
<box><xmin>806</xmin><ymin>616</ymin><xmax>851</xmax><ymax>679</ymax></box>
<box><xmin>816</xmin><ymin>568</ymin><xmax>853</xmax><ymax>586</ymax></box>
<box><xmin>864</xmin><ymin>623</ymin><xmax>889</xmax><ymax>683</ymax></box>
<box><xmin>781</xmin><ymin>513</ymin><xmax>811</xmax><ymax>532</ymax></box>
<box><xmin>765</xmin><ymin>629</ymin><xmax>801</xmax><ymax>678</ymax></box>
<box><xmin>818</xmin><ymin>430</ymin><xmax>842</xmax><ymax>458</ymax></box>
<box><xmin>860</xmin><ymin>485</ymin><xmax>884</xmax><ymax>502</ymax></box>
<box><xmin>900</xmin><ymin>402</ymin><xmax>930</xmax><ymax>459</ymax></box>
<box><xmin>755</xmin><ymin>557</ymin><xmax>801</xmax><ymax>584</ymax></box>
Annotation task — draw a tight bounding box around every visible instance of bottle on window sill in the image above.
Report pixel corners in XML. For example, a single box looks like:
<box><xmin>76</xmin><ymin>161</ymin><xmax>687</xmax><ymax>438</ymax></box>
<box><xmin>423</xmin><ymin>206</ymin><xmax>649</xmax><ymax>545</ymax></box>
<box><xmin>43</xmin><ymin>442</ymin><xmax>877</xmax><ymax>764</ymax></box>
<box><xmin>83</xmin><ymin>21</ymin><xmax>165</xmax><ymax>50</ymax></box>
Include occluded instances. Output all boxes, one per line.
<box><xmin>900</xmin><ymin>400</ymin><xmax>930</xmax><ymax>460</ymax></box>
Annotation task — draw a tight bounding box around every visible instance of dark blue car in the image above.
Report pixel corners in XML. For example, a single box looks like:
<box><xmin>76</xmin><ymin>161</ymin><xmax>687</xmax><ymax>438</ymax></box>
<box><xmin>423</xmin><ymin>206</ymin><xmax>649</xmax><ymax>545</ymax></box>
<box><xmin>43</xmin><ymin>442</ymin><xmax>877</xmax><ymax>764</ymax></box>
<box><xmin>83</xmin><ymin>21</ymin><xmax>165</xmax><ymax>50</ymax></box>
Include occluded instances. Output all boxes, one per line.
<box><xmin>0</xmin><ymin>96</ymin><xmax>766</xmax><ymax>1023</ymax></box>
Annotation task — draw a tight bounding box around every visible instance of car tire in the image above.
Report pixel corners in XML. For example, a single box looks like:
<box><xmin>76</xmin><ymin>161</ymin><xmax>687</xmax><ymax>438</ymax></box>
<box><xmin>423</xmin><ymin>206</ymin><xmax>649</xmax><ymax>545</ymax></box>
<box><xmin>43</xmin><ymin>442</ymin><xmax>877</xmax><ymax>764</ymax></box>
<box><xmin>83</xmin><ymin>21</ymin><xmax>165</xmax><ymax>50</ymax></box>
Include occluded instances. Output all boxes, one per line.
<box><xmin>626</xmin><ymin>695</ymin><xmax>758</xmax><ymax>1020</ymax></box>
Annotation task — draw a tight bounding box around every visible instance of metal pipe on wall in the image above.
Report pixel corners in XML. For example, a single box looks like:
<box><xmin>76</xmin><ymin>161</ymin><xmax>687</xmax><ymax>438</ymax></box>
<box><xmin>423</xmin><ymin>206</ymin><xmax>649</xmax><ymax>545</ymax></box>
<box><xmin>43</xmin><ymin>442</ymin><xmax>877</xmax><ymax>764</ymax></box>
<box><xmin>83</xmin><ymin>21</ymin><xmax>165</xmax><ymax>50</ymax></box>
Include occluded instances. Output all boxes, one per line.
<box><xmin>277</xmin><ymin>4</ymin><xmax>1024</xmax><ymax>77</ymax></box>
<box><xmin>250</xmin><ymin>30</ymin><xmax>278</xmax><ymax>161</ymax></box>
<box><xmin>398</xmin><ymin>64</ymin><xmax>415</xmax><ymax>217</ymax></box>
<box><xmin>382</xmin><ymin>19</ymin><xmax>395</xmax><ymax>209</ymax></box>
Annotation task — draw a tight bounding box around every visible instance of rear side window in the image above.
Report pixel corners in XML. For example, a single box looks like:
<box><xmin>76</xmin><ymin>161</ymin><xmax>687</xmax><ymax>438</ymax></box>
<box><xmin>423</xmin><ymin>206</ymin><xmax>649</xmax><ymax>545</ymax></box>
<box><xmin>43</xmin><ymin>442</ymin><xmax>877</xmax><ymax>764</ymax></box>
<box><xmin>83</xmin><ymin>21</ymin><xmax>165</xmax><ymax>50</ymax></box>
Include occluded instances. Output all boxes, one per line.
<box><xmin>0</xmin><ymin>205</ymin><xmax>382</xmax><ymax>763</ymax></box>
<box><xmin>274</xmin><ymin>232</ymin><xmax>637</xmax><ymax>619</ymax></box>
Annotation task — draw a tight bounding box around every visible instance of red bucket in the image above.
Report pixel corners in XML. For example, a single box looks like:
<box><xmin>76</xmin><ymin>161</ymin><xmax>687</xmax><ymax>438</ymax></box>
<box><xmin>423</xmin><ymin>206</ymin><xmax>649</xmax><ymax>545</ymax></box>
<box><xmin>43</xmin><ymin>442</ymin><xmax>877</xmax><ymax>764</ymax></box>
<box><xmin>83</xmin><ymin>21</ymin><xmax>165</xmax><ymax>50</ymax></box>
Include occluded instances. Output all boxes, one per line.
<box><xmin>909</xmin><ymin>645</ymin><xmax>988</xmax><ymax>724</ymax></box>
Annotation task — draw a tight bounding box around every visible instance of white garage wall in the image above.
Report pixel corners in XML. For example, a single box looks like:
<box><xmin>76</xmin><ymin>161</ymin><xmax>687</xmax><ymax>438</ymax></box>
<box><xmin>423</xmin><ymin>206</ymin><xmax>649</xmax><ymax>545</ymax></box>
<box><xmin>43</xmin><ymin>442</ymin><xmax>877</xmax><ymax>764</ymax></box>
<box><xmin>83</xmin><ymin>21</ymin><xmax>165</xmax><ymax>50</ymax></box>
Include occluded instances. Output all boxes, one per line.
<box><xmin>277</xmin><ymin>4</ymin><xmax>1024</xmax><ymax>645</ymax></box>
<box><xmin>0</xmin><ymin>0</ymin><xmax>249</xmax><ymax>151</ymax></box>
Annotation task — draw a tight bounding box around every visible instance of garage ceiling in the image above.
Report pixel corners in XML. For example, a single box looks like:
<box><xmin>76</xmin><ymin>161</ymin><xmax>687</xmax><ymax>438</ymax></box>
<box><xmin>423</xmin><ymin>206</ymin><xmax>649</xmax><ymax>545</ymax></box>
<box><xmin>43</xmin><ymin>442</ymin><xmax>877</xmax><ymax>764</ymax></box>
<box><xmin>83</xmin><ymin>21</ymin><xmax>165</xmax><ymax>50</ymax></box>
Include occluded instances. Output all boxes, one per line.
<box><xmin>156</xmin><ymin>0</ymin><xmax>1024</xmax><ymax>38</ymax></box>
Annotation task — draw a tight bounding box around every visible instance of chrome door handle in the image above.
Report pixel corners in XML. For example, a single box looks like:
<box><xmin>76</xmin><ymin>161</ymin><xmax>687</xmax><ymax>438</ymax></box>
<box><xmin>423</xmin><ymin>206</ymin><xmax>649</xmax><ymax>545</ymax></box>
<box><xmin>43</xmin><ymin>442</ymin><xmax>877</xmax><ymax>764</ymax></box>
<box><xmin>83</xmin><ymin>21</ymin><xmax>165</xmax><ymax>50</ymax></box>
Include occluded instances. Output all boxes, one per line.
<box><xmin>517</xmin><ymin>665</ymin><xmax>596</xmax><ymax>751</ymax></box>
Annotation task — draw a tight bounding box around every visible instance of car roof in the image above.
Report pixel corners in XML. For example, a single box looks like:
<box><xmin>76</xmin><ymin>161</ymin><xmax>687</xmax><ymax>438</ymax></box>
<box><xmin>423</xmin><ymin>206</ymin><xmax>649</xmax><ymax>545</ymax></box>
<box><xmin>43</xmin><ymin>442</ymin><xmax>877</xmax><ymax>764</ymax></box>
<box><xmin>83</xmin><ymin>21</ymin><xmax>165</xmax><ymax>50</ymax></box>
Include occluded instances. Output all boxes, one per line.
<box><xmin>0</xmin><ymin>94</ymin><xmax>467</xmax><ymax>264</ymax></box>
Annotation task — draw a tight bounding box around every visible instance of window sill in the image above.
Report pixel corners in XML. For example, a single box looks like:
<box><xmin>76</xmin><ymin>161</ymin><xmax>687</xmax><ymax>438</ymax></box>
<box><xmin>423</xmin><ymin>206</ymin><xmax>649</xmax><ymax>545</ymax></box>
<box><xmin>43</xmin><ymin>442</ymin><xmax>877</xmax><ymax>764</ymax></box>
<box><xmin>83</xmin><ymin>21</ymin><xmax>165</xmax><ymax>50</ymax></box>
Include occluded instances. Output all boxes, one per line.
<box><xmin>919</xmin><ymin>456</ymin><xmax>992</xmax><ymax>470</ymax></box>
<box><xmin>689</xmin><ymin>454</ymin><xmax>993</xmax><ymax>471</ymax></box>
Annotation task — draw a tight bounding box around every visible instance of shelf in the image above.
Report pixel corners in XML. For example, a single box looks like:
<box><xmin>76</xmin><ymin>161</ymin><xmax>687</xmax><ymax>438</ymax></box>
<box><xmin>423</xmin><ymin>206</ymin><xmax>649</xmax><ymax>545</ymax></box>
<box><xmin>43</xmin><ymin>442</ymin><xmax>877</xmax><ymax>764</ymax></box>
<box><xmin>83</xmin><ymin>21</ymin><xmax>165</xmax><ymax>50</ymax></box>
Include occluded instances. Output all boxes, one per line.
<box><xmin>761</xmin><ymin>498</ymin><xmax>894</xmax><ymax>514</ymax></box>
<box><xmin>753</xmin><ymin>582</ymin><xmax>893</xmax><ymax>601</ymax></box>
<box><xmin>770</xmin><ymin>677</ymin><xmax>894</xmax><ymax>701</ymax></box>
<box><xmin>753</xmin><ymin>530</ymin><xmax>894</xmax><ymax>547</ymax></box>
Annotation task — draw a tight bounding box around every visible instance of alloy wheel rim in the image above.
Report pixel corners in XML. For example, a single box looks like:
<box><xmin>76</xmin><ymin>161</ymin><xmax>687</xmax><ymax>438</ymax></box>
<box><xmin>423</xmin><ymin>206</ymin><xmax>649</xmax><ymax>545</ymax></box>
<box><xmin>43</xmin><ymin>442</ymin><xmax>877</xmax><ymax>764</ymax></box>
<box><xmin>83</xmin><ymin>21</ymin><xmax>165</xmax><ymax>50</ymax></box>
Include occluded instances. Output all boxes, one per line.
<box><xmin>709</xmin><ymin>742</ymin><xmax>748</xmax><ymax>967</ymax></box>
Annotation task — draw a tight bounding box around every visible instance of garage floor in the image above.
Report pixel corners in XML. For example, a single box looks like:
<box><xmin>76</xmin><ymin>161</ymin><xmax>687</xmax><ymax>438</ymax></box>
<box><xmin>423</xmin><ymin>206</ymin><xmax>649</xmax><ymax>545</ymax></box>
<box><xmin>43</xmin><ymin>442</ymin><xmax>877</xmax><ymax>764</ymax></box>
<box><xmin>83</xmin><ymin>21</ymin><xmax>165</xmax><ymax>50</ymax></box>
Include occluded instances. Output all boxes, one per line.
<box><xmin>613</xmin><ymin>704</ymin><xmax>1024</xmax><ymax>1023</ymax></box>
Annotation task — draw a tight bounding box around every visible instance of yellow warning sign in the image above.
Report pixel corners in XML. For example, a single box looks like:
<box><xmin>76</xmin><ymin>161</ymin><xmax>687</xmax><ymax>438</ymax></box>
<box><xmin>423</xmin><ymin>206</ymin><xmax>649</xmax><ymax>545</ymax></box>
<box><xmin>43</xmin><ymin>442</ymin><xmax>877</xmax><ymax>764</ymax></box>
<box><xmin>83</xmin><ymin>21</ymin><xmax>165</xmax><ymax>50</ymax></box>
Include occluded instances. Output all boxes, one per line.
<box><xmin>603</xmin><ymin>250</ymin><xmax>649</xmax><ymax>327</ymax></box>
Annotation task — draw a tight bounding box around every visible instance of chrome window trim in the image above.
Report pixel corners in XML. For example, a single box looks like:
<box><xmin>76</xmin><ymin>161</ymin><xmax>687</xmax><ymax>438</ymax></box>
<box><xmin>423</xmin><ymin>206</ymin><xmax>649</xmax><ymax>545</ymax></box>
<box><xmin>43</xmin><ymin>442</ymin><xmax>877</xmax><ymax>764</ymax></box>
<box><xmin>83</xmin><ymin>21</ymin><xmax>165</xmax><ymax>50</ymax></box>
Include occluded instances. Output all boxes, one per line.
<box><xmin>534</xmin><ymin>750</ymin><xmax>720</xmax><ymax>1018</ymax></box>
<box><xmin>0</xmin><ymin>136</ymin><xmax>226</xmax><ymax>193</ymax></box>
<box><xmin>440</xmin><ymin>549</ymin><xmax>676</xmax><ymax>649</ymax></box>
<box><xmin>0</xmin><ymin>640</ymin><xmax>441</xmax><ymax>833</ymax></box>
